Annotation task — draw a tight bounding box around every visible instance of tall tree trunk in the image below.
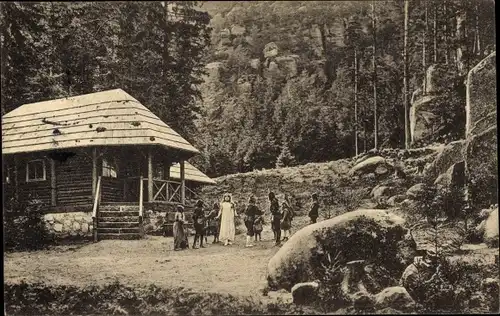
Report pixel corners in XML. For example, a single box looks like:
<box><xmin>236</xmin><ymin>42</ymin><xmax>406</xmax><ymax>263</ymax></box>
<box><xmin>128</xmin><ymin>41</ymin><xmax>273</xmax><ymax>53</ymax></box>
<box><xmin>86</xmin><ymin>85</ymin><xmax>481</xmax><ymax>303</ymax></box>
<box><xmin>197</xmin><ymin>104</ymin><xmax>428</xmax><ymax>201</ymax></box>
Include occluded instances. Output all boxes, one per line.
<box><xmin>371</xmin><ymin>1</ymin><xmax>378</xmax><ymax>150</ymax></box>
<box><xmin>423</xmin><ymin>0</ymin><xmax>428</xmax><ymax>92</ymax></box>
<box><xmin>456</xmin><ymin>7</ymin><xmax>467</xmax><ymax>75</ymax></box>
<box><xmin>161</xmin><ymin>1</ymin><xmax>171</xmax><ymax>116</ymax></box>
<box><xmin>443</xmin><ymin>2</ymin><xmax>448</xmax><ymax>64</ymax></box>
<box><xmin>433</xmin><ymin>1</ymin><xmax>438</xmax><ymax>63</ymax></box>
<box><xmin>354</xmin><ymin>47</ymin><xmax>359</xmax><ymax>156</ymax></box>
<box><xmin>475</xmin><ymin>3</ymin><xmax>481</xmax><ymax>56</ymax></box>
<box><xmin>404</xmin><ymin>0</ymin><xmax>410</xmax><ymax>149</ymax></box>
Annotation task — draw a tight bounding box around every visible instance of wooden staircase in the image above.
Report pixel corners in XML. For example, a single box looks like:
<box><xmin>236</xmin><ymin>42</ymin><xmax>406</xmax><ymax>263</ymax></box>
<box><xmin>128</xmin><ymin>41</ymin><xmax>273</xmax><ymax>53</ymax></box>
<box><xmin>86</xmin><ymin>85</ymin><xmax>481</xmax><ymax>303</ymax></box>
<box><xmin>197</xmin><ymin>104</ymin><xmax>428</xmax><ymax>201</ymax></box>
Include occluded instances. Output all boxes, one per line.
<box><xmin>92</xmin><ymin>176</ymin><xmax>144</xmax><ymax>241</ymax></box>
<box><xmin>97</xmin><ymin>204</ymin><xmax>142</xmax><ymax>240</ymax></box>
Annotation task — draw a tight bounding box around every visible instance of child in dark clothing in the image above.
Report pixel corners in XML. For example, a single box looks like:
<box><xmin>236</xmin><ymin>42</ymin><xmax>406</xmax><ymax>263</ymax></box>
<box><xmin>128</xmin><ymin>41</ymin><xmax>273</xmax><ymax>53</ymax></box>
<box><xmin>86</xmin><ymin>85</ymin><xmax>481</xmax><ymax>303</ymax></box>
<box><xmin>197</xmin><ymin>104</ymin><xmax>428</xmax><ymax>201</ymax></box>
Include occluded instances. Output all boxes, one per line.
<box><xmin>192</xmin><ymin>200</ymin><xmax>206</xmax><ymax>249</ymax></box>
<box><xmin>253</xmin><ymin>215</ymin><xmax>263</xmax><ymax>242</ymax></box>
<box><xmin>206</xmin><ymin>202</ymin><xmax>220</xmax><ymax>243</ymax></box>
<box><xmin>309</xmin><ymin>193</ymin><xmax>319</xmax><ymax>224</ymax></box>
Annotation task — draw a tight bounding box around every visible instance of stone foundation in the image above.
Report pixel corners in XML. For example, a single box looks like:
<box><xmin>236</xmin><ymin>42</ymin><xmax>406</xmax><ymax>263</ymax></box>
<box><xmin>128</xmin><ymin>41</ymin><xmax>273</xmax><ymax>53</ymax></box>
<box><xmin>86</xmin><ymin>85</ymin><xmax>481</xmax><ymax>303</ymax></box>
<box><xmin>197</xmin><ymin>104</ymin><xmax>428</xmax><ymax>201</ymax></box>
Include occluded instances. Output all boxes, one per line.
<box><xmin>43</xmin><ymin>212</ymin><xmax>93</xmax><ymax>239</ymax></box>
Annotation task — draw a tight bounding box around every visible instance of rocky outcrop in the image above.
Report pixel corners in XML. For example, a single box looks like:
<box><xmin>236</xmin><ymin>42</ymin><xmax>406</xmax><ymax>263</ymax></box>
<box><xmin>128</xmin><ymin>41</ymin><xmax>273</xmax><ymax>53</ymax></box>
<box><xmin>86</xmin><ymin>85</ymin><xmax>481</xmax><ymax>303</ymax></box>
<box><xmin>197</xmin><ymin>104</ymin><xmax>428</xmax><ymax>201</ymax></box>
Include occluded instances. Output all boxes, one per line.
<box><xmin>410</xmin><ymin>63</ymin><xmax>465</xmax><ymax>146</ymax></box>
<box><xmin>483</xmin><ymin>208</ymin><xmax>499</xmax><ymax>248</ymax></box>
<box><xmin>44</xmin><ymin>212</ymin><xmax>93</xmax><ymax>238</ymax></box>
<box><xmin>465</xmin><ymin>51</ymin><xmax>496</xmax><ymax>137</ymax></box>
<box><xmin>434</xmin><ymin>161</ymin><xmax>466</xmax><ymax>190</ymax></box>
<box><xmin>263</xmin><ymin>42</ymin><xmax>279</xmax><ymax>58</ymax></box>
<box><xmin>463</xmin><ymin>52</ymin><xmax>497</xmax><ymax>210</ymax></box>
<box><xmin>267</xmin><ymin>209</ymin><xmax>414</xmax><ymax>291</ymax></box>
<box><xmin>204</xmin><ymin>62</ymin><xmax>225</xmax><ymax>83</ymax></box>
<box><xmin>423</xmin><ymin>141</ymin><xmax>465</xmax><ymax>182</ymax></box>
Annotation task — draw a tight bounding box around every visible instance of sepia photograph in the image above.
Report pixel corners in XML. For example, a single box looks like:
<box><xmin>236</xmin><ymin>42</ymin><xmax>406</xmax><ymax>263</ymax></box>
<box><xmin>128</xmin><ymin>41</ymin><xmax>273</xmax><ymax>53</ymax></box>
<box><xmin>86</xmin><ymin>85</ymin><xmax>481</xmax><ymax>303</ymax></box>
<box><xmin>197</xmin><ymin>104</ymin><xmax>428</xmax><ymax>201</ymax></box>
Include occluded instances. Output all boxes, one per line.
<box><xmin>2</xmin><ymin>1</ymin><xmax>498</xmax><ymax>315</ymax></box>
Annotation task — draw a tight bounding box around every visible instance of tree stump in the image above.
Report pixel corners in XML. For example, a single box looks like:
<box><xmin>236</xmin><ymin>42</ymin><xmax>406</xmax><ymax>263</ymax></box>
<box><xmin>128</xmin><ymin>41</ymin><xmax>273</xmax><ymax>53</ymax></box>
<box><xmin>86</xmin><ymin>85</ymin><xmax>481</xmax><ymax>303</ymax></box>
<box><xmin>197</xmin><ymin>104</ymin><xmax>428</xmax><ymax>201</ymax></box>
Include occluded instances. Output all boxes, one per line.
<box><xmin>342</xmin><ymin>260</ymin><xmax>368</xmax><ymax>296</ymax></box>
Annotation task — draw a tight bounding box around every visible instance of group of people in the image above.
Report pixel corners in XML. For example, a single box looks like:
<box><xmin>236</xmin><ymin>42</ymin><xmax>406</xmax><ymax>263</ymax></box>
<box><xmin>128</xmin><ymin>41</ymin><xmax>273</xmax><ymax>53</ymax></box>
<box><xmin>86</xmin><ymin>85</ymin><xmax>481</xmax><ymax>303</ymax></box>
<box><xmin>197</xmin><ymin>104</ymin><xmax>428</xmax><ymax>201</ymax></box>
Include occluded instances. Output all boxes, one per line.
<box><xmin>172</xmin><ymin>191</ymin><xmax>321</xmax><ymax>250</ymax></box>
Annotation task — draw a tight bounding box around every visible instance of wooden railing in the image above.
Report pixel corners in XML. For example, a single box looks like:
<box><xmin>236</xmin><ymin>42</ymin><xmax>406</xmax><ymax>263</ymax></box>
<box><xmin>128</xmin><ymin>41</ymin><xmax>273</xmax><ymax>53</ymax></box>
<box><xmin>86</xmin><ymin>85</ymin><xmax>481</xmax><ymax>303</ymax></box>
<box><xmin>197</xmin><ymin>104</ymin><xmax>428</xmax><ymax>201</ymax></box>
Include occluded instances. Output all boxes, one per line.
<box><xmin>152</xmin><ymin>179</ymin><xmax>182</xmax><ymax>203</ymax></box>
<box><xmin>122</xmin><ymin>176</ymin><xmax>198</xmax><ymax>205</ymax></box>
<box><xmin>92</xmin><ymin>176</ymin><xmax>102</xmax><ymax>242</ymax></box>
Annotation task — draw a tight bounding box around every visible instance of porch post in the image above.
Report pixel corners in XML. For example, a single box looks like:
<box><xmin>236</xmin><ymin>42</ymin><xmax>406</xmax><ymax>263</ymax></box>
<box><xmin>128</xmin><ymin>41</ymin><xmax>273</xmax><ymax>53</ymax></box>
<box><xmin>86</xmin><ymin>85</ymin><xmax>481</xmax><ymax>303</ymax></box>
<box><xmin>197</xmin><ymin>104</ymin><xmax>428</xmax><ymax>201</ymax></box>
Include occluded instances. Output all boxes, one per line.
<box><xmin>13</xmin><ymin>156</ymin><xmax>19</xmax><ymax>201</ymax></box>
<box><xmin>50</xmin><ymin>158</ymin><xmax>57</xmax><ymax>206</ymax></box>
<box><xmin>180</xmin><ymin>160</ymin><xmax>186</xmax><ymax>205</ymax></box>
<box><xmin>148</xmin><ymin>147</ymin><xmax>153</xmax><ymax>202</ymax></box>
<box><xmin>92</xmin><ymin>147</ymin><xmax>98</xmax><ymax>200</ymax></box>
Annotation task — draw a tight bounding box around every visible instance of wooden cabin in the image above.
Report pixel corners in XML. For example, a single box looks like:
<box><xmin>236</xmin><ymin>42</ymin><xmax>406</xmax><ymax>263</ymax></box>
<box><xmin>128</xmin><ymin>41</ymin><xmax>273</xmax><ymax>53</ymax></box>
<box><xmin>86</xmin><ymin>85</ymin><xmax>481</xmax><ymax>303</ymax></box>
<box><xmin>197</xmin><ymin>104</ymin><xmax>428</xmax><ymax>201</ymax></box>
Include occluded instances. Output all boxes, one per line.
<box><xmin>2</xmin><ymin>89</ymin><xmax>215</xmax><ymax>240</ymax></box>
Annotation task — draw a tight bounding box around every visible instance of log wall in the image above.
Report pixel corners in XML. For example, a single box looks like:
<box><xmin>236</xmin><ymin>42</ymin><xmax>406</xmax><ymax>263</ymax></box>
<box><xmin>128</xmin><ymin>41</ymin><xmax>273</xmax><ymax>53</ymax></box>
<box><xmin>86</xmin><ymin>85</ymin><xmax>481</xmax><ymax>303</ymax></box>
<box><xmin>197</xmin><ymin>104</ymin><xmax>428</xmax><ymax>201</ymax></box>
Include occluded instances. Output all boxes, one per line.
<box><xmin>56</xmin><ymin>153</ymin><xmax>93</xmax><ymax>206</ymax></box>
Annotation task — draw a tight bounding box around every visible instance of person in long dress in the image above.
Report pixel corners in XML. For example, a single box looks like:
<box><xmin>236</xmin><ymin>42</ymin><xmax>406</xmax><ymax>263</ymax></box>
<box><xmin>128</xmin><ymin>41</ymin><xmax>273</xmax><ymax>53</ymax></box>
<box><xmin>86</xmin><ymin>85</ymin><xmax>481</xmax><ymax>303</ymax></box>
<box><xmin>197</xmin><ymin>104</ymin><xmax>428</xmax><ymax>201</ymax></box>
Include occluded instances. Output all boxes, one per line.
<box><xmin>281</xmin><ymin>196</ymin><xmax>293</xmax><ymax>242</ymax></box>
<box><xmin>173</xmin><ymin>205</ymin><xmax>189</xmax><ymax>250</ymax></box>
<box><xmin>217</xmin><ymin>193</ymin><xmax>237</xmax><ymax>246</ymax></box>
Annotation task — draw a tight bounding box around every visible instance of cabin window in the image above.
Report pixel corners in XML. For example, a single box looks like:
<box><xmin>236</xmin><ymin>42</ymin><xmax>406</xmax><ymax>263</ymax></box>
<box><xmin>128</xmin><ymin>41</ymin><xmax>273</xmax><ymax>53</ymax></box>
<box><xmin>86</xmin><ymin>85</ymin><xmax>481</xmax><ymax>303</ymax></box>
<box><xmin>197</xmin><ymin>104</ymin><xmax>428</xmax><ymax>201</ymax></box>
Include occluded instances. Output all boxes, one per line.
<box><xmin>26</xmin><ymin>159</ymin><xmax>46</xmax><ymax>182</ymax></box>
<box><xmin>102</xmin><ymin>158</ymin><xmax>118</xmax><ymax>178</ymax></box>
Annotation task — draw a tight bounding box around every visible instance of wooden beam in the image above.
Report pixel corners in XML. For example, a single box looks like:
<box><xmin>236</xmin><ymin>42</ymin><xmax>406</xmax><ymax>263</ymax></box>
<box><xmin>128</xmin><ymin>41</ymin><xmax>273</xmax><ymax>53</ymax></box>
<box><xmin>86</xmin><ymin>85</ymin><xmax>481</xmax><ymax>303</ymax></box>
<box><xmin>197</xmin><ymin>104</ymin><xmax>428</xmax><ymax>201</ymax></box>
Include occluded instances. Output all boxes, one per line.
<box><xmin>180</xmin><ymin>160</ymin><xmax>185</xmax><ymax>205</ymax></box>
<box><xmin>13</xmin><ymin>156</ymin><xmax>19</xmax><ymax>201</ymax></box>
<box><xmin>92</xmin><ymin>147</ymin><xmax>97</xmax><ymax>200</ymax></box>
<box><xmin>148</xmin><ymin>148</ymin><xmax>153</xmax><ymax>202</ymax></box>
<box><xmin>50</xmin><ymin>158</ymin><xmax>57</xmax><ymax>206</ymax></box>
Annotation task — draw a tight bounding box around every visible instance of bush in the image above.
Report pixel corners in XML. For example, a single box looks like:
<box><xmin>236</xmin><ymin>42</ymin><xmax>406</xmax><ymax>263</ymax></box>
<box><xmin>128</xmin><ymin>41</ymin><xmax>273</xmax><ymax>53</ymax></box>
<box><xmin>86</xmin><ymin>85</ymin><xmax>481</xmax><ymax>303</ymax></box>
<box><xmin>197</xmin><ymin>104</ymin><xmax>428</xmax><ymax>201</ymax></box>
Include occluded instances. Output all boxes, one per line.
<box><xmin>4</xmin><ymin>281</ymin><xmax>314</xmax><ymax>315</ymax></box>
<box><xmin>416</xmin><ymin>258</ymin><xmax>499</xmax><ymax>313</ymax></box>
<box><xmin>4</xmin><ymin>197</ymin><xmax>51</xmax><ymax>251</ymax></box>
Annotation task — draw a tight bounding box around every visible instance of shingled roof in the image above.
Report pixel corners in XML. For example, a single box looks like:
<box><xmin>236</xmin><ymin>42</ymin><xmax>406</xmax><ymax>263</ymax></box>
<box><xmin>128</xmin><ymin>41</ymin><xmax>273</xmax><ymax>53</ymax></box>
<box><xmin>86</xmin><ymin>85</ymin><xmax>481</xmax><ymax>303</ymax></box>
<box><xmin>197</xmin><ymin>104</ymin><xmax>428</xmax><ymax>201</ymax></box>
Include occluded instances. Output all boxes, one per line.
<box><xmin>170</xmin><ymin>162</ymin><xmax>216</xmax><ymax>184</ymax></box>
<box><xmin>2</xmin><ymin>89</ymin><xmax>200</xmax><ymax>155</ymax></box>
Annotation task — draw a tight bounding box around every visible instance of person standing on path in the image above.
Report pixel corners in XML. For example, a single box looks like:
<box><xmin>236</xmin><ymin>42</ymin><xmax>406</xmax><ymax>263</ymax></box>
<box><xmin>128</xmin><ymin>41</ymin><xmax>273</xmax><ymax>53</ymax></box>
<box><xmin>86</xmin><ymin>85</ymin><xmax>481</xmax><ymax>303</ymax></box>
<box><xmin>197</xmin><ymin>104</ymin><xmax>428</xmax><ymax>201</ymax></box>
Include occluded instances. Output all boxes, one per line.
<box><xmin>192</xmin><ymin>200</ymin><xmax>207</xmax><ymax>249</ymax></box>
<box><xmin>309</xmin><ymin>193</ymin><xmax>319</xmax><ymax>224</ymax></box>
<box><xmin>280</xmin><ymin>197</ymin><xmax>293</xmax><ymax>242</ymax></box>
<box><xmin>207</xmin><ymin>202</ymin><xmax>220</xmax><ymax>243</ymax></box>
<box><xmin>269</xmin><ymin>192</ymin><xmax>282</xmax><ymax>246</ymax></box>
<box><xmin>217</xmin><ymin>193</ymin><xmax>237</xmax><ymax>246</ymax></box>
<box><xmin>244</xmin><ymin>195</ymin><xmax>262</xmax><ymax>248</ymax></box>
<box><xmin>173</xmin><ymin>205</ymin><xmax>189</xmax><ymax>251</ymax></box>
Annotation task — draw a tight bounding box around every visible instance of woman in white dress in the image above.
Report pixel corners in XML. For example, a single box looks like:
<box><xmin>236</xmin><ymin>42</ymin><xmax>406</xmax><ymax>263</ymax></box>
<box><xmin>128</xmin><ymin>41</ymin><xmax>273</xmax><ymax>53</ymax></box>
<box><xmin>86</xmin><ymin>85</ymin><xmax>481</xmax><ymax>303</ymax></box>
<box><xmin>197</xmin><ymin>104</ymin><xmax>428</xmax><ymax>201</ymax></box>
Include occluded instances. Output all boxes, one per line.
<box><xmin>217</xmin><ymin>193</ymin><xmax>237</xmax><ymax>246</ymax></box>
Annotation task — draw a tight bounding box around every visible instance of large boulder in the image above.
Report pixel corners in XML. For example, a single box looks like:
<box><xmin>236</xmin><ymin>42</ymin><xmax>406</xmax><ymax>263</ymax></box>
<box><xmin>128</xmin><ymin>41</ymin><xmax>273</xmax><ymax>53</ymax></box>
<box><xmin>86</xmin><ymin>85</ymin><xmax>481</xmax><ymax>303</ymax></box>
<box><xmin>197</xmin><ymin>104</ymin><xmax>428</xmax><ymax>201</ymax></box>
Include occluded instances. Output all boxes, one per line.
<box><xmin>406</xmin><ymin>183</ymin><xmax>424</xmax><ymax>200</ymax></box>
<box><xmin>484</xmin><ymin>208</ymin><xmax>499</xmax><ymax>248</ymax></box>
<box><xmin>291</xmin><ymin>281</ymin><xmax>319</xmax><ymax>305</ymax></box>
<box><xmin>230</xmin><ymin>24</ymin><xmax>245</xmax><ymax>36</ymax></box>
<box><xmin>267</xmin><ymin>209</ymin><xmax>413</xmax><ymax>291</ymax></box>
<box><xmin>371</xmin><ymin>185</ymin><xmax>396</xmax><ymax>201</ymax></box>
<box><xmin>374</xmin><ymin>286</ymin><xmax>415</xmax><ymax>312</ymax></box>
<box><xmin>349</xmin><ymin>156</ymin><xmax>394</xmax><ymax>177</ymax></box>
<box><xmin>387</xmin><ymin>195</ymin><xmax>407</xmax><ymax>207</ymax></box>
<box><xmin>466</xmin><ymin>51</ymin><xmax>496</xmax><ymax>138</ymax></box>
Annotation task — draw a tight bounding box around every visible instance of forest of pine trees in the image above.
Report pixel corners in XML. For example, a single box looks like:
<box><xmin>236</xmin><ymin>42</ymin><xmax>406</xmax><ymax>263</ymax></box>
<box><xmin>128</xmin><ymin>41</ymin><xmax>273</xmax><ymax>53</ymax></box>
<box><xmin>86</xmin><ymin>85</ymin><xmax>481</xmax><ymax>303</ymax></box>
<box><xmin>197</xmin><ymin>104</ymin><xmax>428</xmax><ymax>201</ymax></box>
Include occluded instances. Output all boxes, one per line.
<box><xmin>195</xmin><ymin>0</ymin><xmax>496</xmax><ymax>177</ymax></box>
<box><xmin>0</xmin><ymin>1</ymin><xmax>496</xmax><ymax>178</ymax></box>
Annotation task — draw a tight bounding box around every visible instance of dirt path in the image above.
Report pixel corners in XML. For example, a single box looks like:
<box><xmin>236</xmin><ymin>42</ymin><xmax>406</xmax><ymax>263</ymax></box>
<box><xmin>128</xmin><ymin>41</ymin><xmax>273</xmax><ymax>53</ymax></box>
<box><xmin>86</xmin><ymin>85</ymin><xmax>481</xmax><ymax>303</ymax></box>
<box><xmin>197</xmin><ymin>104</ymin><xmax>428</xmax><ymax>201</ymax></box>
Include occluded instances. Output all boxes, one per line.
<box><xmin>4</xmin><ymin>226</ymin><xmax>283</xmax><ymax>298</ymax></box>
